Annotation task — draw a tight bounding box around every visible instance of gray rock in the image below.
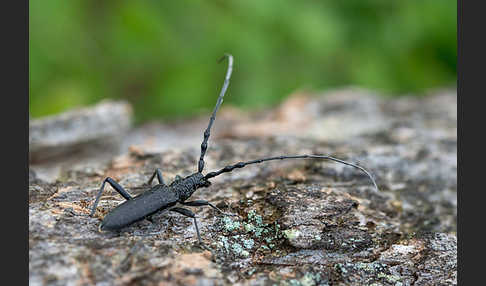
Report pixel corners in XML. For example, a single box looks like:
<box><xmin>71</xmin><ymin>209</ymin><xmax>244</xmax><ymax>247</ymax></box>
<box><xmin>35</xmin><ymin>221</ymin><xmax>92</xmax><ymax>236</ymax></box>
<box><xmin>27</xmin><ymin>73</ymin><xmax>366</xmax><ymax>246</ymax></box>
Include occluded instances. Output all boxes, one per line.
<box><xmin>29</xmin><ymin>88</ymin><xmax>456</xmax><ymax>285</ymax></box>
<box><xmin>29</xmin><ymin>100</ymin><xmax>133</xmax><ymax>163</ymax></box>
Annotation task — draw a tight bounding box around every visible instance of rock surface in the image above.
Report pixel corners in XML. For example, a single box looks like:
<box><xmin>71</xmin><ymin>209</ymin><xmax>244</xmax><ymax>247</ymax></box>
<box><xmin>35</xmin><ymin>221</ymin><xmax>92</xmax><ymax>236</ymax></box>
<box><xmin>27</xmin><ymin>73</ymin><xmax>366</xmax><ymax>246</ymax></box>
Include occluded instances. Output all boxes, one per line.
<box><xmin>29</xmin><ymin>88</ymin><xmax>457</xmax><ymax>285</ymax></box>
<box><xmin>29</xmin><ymin>100</ymin><xmax>133</xmax><ymax>164</ymax></box>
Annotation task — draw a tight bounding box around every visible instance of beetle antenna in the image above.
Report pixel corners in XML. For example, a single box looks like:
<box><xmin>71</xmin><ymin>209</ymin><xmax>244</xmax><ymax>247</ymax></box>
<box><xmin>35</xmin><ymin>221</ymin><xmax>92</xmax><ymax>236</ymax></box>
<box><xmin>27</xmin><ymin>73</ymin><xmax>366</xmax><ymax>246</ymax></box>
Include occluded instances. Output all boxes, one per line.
<box><xmin>198</xmin><ymin>54</ymin><xmax>234</xmax><ymax>173</ymax></box>
<box><xmin>204</xmin><ymin>154</ymin><xmax>379</xmax><ymax>191</ymax></box>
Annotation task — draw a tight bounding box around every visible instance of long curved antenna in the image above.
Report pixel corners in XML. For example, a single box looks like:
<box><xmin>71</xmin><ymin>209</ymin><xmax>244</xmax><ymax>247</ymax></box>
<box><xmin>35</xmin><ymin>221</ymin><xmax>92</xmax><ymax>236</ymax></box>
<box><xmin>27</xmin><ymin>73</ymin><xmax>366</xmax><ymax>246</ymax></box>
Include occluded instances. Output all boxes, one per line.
<box><xmin>204</xmin><ymin>154</ymin><xmax>379</xmax><ymax>191</ymax></box>
<box><xmin>198</xmin><ymin>54</ymin><xmax>234</xmax><ymax>173</ymax></box>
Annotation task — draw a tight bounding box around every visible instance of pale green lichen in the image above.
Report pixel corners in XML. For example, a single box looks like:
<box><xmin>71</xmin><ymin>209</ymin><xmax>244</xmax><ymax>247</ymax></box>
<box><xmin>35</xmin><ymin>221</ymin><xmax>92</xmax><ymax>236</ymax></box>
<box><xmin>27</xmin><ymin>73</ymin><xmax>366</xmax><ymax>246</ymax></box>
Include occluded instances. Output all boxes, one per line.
<box><xmin>254</xmin><ymin>228</ymin><xmax>263</xmax><ymax>237</ymax></box>
<box><xmin>219</xmin><ymin>236</ymin><xmax>230</xmax><ymax>251</ymax></box>
<box><xmin>254</xmin><ymin>215</ymin><xmax>263</xmax><ymax>225</ymax></box>
<box><xmin>300</xmin><ymin>275</ymin><xmax>314</xmax><ymax>286</ymax></box>
<box><xmin>282</xmin><ymin>280</ymin><xmax>301</xmax><ymax>286</ymax></box>
<box><xmin>283</xmin><ymin>229</ymin><xmax>301</xmax><ymax>240</ymax></box>
<box><xmin>355</xmin><ymin>262</ymin><xmax>387</xmax><ymax>273</ymax></box>
<box><xmin>244</xmin><ymin>210</ymin><xmax>268</xmax><ymax>237</ymax></box>
<box><xmin>281</xmin><ymin>273</ymin><xmax>322</xmax><ymax>286</ymax></box>
<box><xmin>246</xmin><ymin>268</ymin><xmax>256</xmax><ymax>276</ymax></box>
<box><xmin>274</xmin><ymin>223</ymin><xmax>281</xmax><ymax>238</ymax></box>
<box><xmin>248</xmin><ymin>210</ymin><xmax>264</xmax><ymax>225</ymax></box>
<box><xmin>334</xmin><ymin>263</ymin><xmax>348</xmax><ymax>274</ymax></box>
<box><xmin>300</xmin><ymin>272</ymin><xmax>322</xmax><ymax>286</ymax></box>
<box><xmin>232</xmin><ymin>243</ymin><xmax>249</xmax><ymax>257</ymax></box>
<box><xmin>244</xmin><ymin>222</ymin><xmax>255</xmax><ymax>233</ymax></box>
<box><xmin>377</xmin><ymin>273</ymin><xmax>401</xmax><ymax>283</ymax></box>
<box><xmin>243</xmin><ymin>238</ymin><xmax>255</xmax><ymax>249</ymax></box>
<box><xmin>219</xmin><ymin>209</ymin><xmax>284</xmax><ymax>256</ymax></box>
<box><xmin>223</xmin><ymin>216</ymin><xmax>240</xmax><ymax>232</ymax></box>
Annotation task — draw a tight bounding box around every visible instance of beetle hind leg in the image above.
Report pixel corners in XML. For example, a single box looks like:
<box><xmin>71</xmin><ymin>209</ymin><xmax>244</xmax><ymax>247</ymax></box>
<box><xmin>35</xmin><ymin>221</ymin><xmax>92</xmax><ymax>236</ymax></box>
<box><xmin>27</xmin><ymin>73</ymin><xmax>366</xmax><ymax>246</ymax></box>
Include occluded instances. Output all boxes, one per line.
<box><xmin>90</xmin><ymin>177</ymin><xmax>132</xmax><ymax>217</ymax></box>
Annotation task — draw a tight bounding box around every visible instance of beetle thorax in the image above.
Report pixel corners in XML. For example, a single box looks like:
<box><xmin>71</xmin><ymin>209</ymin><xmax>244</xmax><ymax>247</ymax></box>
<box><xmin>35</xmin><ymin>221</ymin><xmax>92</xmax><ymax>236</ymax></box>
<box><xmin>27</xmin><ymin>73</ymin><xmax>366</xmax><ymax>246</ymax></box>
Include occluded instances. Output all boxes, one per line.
<box><xmin>170</xmin><ymin>172</ymin><xmax>211</xmax><ymax>201</ymax></box>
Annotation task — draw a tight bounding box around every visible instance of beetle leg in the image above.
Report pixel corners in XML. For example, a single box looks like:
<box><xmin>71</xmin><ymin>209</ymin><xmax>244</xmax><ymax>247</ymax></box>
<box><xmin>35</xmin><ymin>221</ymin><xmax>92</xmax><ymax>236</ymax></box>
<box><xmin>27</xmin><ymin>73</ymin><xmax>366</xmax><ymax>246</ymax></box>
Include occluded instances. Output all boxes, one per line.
<box><xmin>182</xmin><ymin>200</ymin><xmax>238</xmax><ymax>217</ymax></box>
<box><xmin>147</xmin><ymin>168</ymin><xmax>166</xmax><ymax>186</ymax></box>
<box><xmin>90</xmin><ymin>177</ymin><xmax>132</xmax><ymax>217</ymax></box>
<box><xmin>145</xmin><ymin>216</ymin><xmax>154</xmax><ymax>224</ymax></box>
<box><xmin>169</xmin><ymin>207</ymin><xmax>209</xmax><ymax>250</ymax></box>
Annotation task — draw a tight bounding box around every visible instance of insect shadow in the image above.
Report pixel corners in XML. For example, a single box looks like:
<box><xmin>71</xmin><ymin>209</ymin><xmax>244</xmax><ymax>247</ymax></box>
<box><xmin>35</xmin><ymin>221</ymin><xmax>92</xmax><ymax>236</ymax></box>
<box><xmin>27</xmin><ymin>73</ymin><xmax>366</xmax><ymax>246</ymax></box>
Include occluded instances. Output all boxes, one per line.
<box><xmin>89</xmin><ymin>54</ymin><xmax>378</xmax><ymax>249</ymax></box>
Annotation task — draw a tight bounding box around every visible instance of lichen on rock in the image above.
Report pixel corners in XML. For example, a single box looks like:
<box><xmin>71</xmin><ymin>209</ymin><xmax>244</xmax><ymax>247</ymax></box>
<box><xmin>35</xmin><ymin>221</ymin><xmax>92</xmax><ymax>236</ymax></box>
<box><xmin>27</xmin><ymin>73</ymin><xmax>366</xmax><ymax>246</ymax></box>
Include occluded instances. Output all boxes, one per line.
<box><xmin>29</xmin><ymin>89</ymin><xmax>456</xmax><ymax>285</ymax></box>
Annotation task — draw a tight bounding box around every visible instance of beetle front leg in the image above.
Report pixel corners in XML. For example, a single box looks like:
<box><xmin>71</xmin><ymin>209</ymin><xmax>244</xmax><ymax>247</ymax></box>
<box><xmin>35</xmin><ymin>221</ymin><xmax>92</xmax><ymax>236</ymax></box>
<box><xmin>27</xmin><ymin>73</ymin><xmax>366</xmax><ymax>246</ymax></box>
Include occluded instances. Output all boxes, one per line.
<box><xmin>147</xmin><ymin>168</ymin><xmax>166</xmax><ymax>186</ymax></box>
<box><xmin>169</xmin><ymin>207</ymin><xmax>210</xmax><ymax>250</ymax></box>
<box><xmin>181</xmin><ymin>200</ymin><xmax>239</xmax><ymax>217</ymax></box>
<box><xmin>145</xmin><ymin>216</ymin><xmax>154</xmax><ymax>224</ymax></box>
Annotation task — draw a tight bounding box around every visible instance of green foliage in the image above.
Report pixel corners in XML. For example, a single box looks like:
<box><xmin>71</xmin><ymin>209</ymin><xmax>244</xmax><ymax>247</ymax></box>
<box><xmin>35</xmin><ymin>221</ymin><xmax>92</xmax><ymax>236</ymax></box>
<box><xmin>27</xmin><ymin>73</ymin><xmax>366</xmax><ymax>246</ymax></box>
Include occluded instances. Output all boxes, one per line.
<box><xmin>30</xmin><ymin>1</ymin><xmax>456</xmax><ymax>121</ymax></box>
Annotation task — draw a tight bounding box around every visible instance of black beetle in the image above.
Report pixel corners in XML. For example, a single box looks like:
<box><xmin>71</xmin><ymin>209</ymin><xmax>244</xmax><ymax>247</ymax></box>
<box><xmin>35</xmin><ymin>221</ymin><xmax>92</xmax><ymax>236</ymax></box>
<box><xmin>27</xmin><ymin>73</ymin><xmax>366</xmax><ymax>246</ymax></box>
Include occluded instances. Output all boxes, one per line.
<box><xmin>89</xmin><ymin>54</ymin><xmax>378</xmax><ymax>247</ymax></box>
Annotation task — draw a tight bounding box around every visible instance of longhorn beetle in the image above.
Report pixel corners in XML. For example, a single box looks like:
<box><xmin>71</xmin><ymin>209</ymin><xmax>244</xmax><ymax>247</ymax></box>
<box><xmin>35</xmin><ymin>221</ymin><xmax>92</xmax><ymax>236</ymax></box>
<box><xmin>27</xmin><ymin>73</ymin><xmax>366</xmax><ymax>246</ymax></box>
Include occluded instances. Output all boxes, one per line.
<box><xmin>89</xmin><ymin>54</ymin><xmax>378</xmax><ymax>248</ymax></box>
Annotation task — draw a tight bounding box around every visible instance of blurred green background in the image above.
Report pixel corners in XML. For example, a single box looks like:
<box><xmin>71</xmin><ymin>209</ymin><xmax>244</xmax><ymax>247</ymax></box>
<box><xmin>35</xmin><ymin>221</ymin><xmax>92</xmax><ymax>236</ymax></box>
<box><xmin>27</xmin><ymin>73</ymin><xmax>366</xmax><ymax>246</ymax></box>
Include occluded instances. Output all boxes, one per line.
<box><xmin>29</xmin><ymin>1</ymin><xmax>456</xmax><ymax>123</ymax></box>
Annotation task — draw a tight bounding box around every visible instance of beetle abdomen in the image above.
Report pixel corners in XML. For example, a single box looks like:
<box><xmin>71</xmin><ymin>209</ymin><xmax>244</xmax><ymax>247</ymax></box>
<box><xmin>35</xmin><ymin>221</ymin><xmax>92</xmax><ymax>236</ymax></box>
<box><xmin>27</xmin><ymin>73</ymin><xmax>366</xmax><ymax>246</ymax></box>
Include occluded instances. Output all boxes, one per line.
<box><xmin>100</xmin><ymin>185</ymin><xmax>178</xmax><ymax>231</ymax></box>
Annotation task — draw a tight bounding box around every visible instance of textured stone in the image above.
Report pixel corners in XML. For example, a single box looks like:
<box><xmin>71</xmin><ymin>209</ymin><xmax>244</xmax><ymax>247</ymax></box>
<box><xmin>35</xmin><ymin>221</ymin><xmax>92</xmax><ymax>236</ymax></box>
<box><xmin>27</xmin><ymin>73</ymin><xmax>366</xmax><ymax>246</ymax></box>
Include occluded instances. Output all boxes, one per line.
<box><xmin>29</xmin><ymin>100</ymin><xmax>133</xmax><ymax>163</ymax></box>
<box><xmin>29</xmin><ymin>88</ymin><xmax>456</xmax><ymax>285</ymax></box>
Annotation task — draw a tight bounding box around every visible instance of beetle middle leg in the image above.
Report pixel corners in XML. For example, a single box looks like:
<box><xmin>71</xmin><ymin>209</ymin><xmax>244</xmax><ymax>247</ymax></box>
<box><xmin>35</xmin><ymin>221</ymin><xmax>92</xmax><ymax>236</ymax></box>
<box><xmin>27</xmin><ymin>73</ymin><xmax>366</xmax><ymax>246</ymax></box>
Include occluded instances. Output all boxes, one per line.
<box><xmin>169</xmin><ymin>207</ymin><xmax>210</xmax><ymax>250</ymax></box>
<box><xmin>90</xmin><ymin>177</ymin><xmax>132</xmax><ymax>217</ymax></box>
<box><xmin>147</xmin><ymin>168</ymin><xmax>165</xmax><ymax>186</ymax></box>
<box><xmin>181</xmin><ymin>200</ymin><xmax>238</xmax><ymax>217</ymax></box>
